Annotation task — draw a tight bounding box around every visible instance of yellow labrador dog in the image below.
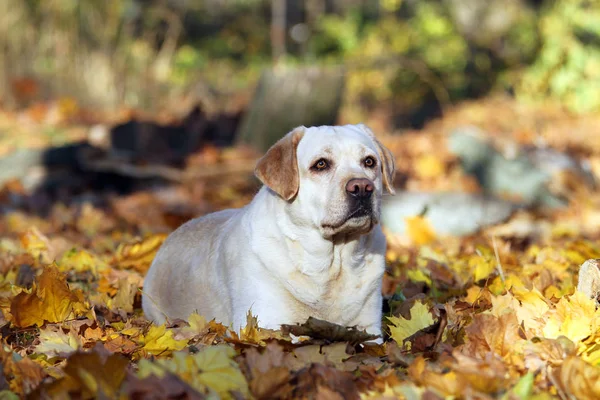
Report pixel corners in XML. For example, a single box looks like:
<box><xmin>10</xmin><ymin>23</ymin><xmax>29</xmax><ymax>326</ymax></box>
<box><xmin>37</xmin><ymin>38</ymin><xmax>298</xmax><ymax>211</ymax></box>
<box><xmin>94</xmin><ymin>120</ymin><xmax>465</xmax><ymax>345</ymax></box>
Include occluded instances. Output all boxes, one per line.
<box><xmin>142</xmin><ymin>124</ymin><xmax>395</xmax><ymax>337</ymax></box>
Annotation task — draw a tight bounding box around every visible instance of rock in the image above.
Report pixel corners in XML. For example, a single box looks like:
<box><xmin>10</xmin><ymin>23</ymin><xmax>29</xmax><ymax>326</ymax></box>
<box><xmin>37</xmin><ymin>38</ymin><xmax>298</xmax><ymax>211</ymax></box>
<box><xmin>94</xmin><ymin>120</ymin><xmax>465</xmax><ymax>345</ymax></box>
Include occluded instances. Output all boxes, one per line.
<box><xmin>577</xmin><ymin>259</ymin><xmax>600</xmax><ymax>303</ymax></box>
<box><xmin>381</xmin><ymin>191</ymin><xmax>518</xmax><ymax>236</ymax></box>
<box><xmin>447</xmin><ymin>127</ymin><xmax>584</xmax><ymax>208</ymax></box>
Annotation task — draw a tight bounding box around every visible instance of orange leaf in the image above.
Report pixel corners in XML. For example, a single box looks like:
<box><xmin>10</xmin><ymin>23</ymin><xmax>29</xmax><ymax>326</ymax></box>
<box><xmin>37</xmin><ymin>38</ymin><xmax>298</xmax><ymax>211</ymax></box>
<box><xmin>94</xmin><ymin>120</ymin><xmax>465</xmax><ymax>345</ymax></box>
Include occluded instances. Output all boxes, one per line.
<box><xmin>0</xmin><ymin>346</ymin><xmax>46</xmax><ymax>396</ymax></box>
<box><xmin>10</xmin><ymin>266</ymin><xmax>89</xmax><ymax>327</ymax></box>
<box><xmin>20</xmin><ymin>227</ymin><xmax>52</xmax><ymax>262</ymax></box>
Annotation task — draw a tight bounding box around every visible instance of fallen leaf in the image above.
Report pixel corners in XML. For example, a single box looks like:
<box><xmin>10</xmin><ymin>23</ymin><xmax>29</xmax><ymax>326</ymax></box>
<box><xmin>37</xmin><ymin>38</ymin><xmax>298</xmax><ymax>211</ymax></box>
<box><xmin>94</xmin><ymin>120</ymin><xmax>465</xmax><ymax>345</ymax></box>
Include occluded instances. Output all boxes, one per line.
<box><xmin>139</xmin><ymin>324</ymin><xmax>188</xmax><ymax>356</ymax></box>
<box><xmin>242</xmin><ymin>343</ymin><xmax>295</xmax><ymax>399</ymax></box>
<box><xmin>293</xmin><ymin>363</ymin><xmax>359</xmax><ymax>400</ymax></box>
<box><xmin>137</xmin><ymin>345</ymin><xmax>249</xmax><ymax>399</ymax></box>
<box><xmin>10</xmin><ymin>266</ymin><xmax>90</xmax><ymax>327</ymax></box>
<box><xmin>173</xmin><ymin>312</ymin><xmax>208</xmax><ymax>341</ymax></box>
<box><xmin>543</xmin><ymin>290</ymin><xmax>600</xmax><ymax>344</ymax></box>
<box><xmin>20</xmin><ymin>227</ymin><xmax>53</xmax><ymax>263</ymax></box>
<box><xmin>113</xmin><ymin>234</ymin><xmax>167</xmax><ymax>273</ymax></box>
<box><xmin>35</xmin><ymin>326</ymin><xmax>81</xmax><ymax>358</ymax></box>
<box><xmin>123</xmin><ymin>373</ymin><xmax>206</xmax><ymax>400</ymax></box>
<box><xmin>0</xmin><ymin>346</ymin><xmax>46</xmax><ymax>396</ymax></box>
<box><xmin>58</xmin><ymin>249</ymin><xmax>107</xmax><ymax>275</ymax></box>
<box><xmin>281</xmin><ymin>317</ymin><xmax>379</xmax><ymax>344</ymax></box>
<box><xmin>553</xmin><ymin>356</ymin><xmax>600</xmax><ymax>400</ymax></box>
<box><xmin>461</xmin><ymin>312</ymin><xmax>525</xmax><ymax>367</ymax></box>
<box><xmin>387</xmin><ymin>301</ymin><xmax>435</xmax><ymax>348</ymax></box>
<box><xmin>34</xmin><ymin>345</ymin><xmax>129</xmax><ymax>399</ymax></box>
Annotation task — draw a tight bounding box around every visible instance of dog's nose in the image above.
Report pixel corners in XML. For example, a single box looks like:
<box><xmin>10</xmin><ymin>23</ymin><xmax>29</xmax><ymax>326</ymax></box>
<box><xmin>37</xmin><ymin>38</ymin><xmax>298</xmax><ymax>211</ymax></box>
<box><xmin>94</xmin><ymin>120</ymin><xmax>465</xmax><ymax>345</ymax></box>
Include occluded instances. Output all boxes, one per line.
<box><xmin>346</xmin><ymin>178</ymin><xmax>374</xmax><ymax>199</ymax></box>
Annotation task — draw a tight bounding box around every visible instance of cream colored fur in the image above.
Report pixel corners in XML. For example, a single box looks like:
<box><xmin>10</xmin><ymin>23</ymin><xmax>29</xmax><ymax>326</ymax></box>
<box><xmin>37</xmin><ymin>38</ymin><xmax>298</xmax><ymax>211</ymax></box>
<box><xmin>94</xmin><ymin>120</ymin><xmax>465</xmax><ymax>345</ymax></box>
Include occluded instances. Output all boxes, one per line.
<box><xmin>142</xmin><ymin>124</ymin><xmax>395</xmax><ymax>337</ymax></box>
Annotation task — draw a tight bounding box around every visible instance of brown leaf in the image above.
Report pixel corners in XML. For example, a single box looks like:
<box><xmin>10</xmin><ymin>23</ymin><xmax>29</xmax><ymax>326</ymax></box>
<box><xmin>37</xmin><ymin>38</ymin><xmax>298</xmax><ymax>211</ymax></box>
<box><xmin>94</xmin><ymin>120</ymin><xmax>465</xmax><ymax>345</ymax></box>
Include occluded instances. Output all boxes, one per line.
<box><xmin>123</xmin><ymin>373</ymin><xmax>207</xmax><ymax>400</ymax></box>
<box><xmin>524</xmin><ymin>336</ymin><xmax>576</xmax><ymax>371</ymax></box>
<box><xmin>451</xmin><ymin>352</ymin><xmax>514</xmax><ymax>395</ymax></box>
<box><xmin>281</xmin><ymin>317</ymin><xmax>379</xmax><ymax>345</ymax></box>
<box><xmin>552</xmin><ymin>356</ymin><xmax>600</xmax><ymax>400</ymax></box>
<box><xmin>461</xmin><ymin>312</ymin><xmax>524</xmax><ymax>367</ymax></box>
<box><xmin>293</xmin><ymin>363</ymin><xmax>359</xmax><ymax>400</ymax></box>
<box><xmin>249</xmin><ymin>367</ymin><xmax>292</xmax><ymax>400</ymax></box>
<box><xmin>34</xmin><ymin>344</ymin><xmax>129</xmax><ymax>399</ymax></box>
<box><xmin>407</xmin><ymin>356</ymin><xmax>463</xmax><ymax>397</ymax></box>
<box><xmin>10</xmin><ymin>266</ymin><xmax>90</xmax><ymax>327</ymax></box>
<box><xmin>291</xmin><ymin>343</ymin><xmax>355</xmax><ymax>371</ymax></box>
<box><xmin>104</xmin><ymin>335</ymin><xmax>139</xmax><ymax>355</ymax></box>
<box><xmin>0</xmin><ymin>346</ymin><xmax>46</xmax><ymax>396</ymax></box>
<box><xmin>242</xmin><ymin>343</ymin><xmax>294</xmax><ymax>399</ymax></box>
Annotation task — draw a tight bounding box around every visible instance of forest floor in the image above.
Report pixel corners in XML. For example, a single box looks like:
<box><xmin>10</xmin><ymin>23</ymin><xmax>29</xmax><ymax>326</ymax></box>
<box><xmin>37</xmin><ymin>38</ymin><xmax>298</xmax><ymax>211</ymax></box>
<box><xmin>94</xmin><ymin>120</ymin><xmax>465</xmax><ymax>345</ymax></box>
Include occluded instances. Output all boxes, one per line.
<box><xmin>1</xmin><ymin>95</ymin><xmax>600</xmax><ymax>399</ymax></box>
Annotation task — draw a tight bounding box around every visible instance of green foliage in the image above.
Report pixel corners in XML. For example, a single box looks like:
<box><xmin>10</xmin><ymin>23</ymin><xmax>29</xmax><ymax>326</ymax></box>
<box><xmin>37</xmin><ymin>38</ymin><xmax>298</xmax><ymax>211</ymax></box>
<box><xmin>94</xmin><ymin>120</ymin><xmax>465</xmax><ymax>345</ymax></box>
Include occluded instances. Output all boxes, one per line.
<box><xmin>312</xmin><ymin>1</ymin><xmax>539</xmax><ymax>125</ymax></box>
<box><xmin>2</xmin><ymin>0</ymin><xmax>598</xmax><ymax>117</ymax></box>
<box><xmin>312</xmin><ymin>11</ymin><xmax>363</xmax><ymax>57</ymax></box>
<box><xmin>517</xmin><ymin>0</ymin><xmax>600</xmax><ymax>113</ymax></box>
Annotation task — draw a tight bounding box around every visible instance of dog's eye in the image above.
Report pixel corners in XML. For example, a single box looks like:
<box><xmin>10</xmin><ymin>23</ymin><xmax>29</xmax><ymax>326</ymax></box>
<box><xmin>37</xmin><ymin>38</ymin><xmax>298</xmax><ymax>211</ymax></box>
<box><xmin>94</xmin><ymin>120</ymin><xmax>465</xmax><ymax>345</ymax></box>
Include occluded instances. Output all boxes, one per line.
<box><xmin>364</xmin><ymin>156</ymin><xmax>376</xmax><ymax>168</ymax></box>
<box><xmin>312</xmin><ymin>158</ymin><xmax>329</xmax><ymax>171</ymax></box>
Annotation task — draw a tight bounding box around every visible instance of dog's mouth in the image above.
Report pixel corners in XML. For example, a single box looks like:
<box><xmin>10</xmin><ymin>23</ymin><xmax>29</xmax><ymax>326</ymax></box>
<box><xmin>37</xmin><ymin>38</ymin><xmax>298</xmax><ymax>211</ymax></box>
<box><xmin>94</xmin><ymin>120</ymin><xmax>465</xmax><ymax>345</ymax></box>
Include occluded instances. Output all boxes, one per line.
<box><xmin>347</xmin><ymin>203</ymin><xmax>372</xmax><ymax>220</ymax></box>
<box><xmin>321</xmin><ymin>205</ymin><xmax>376</xmax><ymax>238</ymax></box>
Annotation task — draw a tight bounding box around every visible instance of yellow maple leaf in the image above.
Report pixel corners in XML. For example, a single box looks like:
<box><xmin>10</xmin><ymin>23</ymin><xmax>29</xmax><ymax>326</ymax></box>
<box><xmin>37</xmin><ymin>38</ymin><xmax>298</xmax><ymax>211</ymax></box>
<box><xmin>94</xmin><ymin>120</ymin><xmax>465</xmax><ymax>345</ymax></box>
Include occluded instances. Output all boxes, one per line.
<box><xmin>10</xmin><ymin>266</ymin><xmax>90</xmax><ymax>327</ymax></box>
<box><xmin>406</xmin><ymin>269</ymin><xmax>432</xmax><ymax>285</ymax></box>
<box><xmin>490</xmin><ymin>289</ymin><xmax>549</xmax><ymax>334</ymax></box>
<box><xmin>488</xmin><ymin>273</ymin><xmax>528</xmax><ymax>295</ymax></box>
<box><xmin>405</xmin><ymin>216</ymin><xmax>436</xmax><ymax>245</ymax></box>
<box><xmin>139</xmin><ymin>325</ymin><xmax>188</xmax><ymax>356</ymax></box>
<box><xmin>240</xmin><ymin>310</ymin><xmax>261</xmax><ymax>343</ymax></box>
<box><xmin>470</xmin><ymin>247</ymin><xmax>497</xmax><ymax>282</ymax></box>
<box><xmin>173</xmin><ymin>312</ymin><xmax>209</xmax><ymax>341</ymax></box>
<box><xmin>513</xmin><ymin>288</ymin><xmax>550</xmax><ymax>320</ymax></box>
<box><xmin>543</xmin><ymin>291</ymin><xmax>600</xmax><ymax>344</ymax></box>
<box><xmin>58</xmin><ymin>249</ymin><xmax>107</xmax><ymax>275</ymax></box>
<box><xmin>387</xmin><ymin>301</ymin><xmax>435</xmax><ymax>347</ymax></box>
<box><xmin>187</xmin><ymin>312</ymin><xmax>208</xmax><ymax>332</ymax></box>
<box><xmin>137</xmin><ymin>345</ymin><xmax>249</xmax><ymax>399</ymax></box>
<box><xmin>113</xmin><ymin>234</ymin><xmax>168</xmax><ymax>273</ymax></box>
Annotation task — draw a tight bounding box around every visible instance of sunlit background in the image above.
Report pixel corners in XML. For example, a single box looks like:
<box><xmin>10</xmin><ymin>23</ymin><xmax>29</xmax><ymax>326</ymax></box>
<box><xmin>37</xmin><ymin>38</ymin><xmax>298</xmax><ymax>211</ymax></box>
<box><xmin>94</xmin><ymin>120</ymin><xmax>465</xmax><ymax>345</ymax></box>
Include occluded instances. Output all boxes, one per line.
<box><xmin>1</xmin><ymin>0</ymin><xmax>598</xmax><ymax>129</ymax></box>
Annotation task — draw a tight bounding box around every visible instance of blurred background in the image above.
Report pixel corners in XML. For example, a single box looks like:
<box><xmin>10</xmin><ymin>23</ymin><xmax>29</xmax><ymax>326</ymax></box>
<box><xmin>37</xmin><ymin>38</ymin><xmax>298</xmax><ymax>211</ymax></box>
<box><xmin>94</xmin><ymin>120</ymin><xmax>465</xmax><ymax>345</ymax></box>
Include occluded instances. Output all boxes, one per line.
<box><xmin>2</xmin><ymin>0</ymin><xmax>599</xmax><ymax>125</ymax></box>
<box><xmin>0</xmin><ymin>0</ymin><xmax>599</xmax><ymax>239</ymax></box>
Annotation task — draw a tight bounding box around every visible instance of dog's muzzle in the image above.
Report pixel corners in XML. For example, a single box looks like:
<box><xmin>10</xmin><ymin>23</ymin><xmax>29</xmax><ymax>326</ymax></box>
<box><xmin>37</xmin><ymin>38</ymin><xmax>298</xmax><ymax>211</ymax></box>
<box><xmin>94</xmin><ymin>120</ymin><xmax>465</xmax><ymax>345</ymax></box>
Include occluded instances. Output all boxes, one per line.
<box><xmin>345</xmin><ymin>178</ymin><xmax>374</xmax><ymax>218</ymax></box>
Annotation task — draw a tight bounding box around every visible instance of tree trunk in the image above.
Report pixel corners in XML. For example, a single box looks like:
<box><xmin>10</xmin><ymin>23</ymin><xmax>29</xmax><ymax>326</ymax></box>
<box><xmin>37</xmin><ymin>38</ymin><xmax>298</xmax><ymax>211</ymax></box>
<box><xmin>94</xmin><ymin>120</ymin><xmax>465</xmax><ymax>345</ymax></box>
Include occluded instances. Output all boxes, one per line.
<box><xmin>271</xmin><ymin>0</ymin><xmax>287</xmax><ymax>62</ymax></box>
<box><xmin>235</xmin><ymin>65</ymin><xmax>345</xmax><ymax>152</ymax></box>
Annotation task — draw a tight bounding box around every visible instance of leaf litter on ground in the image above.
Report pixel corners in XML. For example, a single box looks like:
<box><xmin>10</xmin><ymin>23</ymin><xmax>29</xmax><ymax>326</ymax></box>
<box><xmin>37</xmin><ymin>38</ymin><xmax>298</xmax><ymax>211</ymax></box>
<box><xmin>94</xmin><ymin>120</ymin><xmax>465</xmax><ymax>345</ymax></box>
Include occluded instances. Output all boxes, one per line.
<box><xmin>0</xmin><ymin>97</ymin><xmax>600</xmax><ymax>398</ymax></box>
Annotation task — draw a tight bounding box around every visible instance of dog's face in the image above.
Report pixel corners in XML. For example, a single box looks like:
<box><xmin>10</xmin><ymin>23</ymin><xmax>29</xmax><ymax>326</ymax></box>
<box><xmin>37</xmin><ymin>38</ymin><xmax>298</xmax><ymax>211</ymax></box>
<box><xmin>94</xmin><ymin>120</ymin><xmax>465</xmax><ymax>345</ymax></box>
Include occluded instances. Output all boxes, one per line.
<box><xmin>255</xmin><ymin>124</ymin><xmax>395</xmax><ymax>239</ymax></box>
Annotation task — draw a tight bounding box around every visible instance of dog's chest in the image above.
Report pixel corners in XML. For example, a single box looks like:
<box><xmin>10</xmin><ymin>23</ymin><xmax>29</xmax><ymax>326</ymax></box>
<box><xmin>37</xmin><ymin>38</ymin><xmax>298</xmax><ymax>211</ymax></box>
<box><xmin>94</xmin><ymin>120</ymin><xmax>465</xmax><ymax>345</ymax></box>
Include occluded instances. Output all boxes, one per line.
<box><xmin>284</xmin><ymin>243</ymin><xmax>381</xmax><ymax>324</ymax></box>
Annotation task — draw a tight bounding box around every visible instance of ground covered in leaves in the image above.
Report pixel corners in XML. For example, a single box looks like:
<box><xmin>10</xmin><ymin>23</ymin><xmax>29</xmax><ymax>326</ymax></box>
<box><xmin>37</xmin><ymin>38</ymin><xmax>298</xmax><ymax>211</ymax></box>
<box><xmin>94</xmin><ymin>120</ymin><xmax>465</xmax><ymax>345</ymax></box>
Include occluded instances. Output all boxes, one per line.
<box><xmin>1</xmin><ymin>97</ymin><xmax>600</xmax><ymax>399</ymax></box>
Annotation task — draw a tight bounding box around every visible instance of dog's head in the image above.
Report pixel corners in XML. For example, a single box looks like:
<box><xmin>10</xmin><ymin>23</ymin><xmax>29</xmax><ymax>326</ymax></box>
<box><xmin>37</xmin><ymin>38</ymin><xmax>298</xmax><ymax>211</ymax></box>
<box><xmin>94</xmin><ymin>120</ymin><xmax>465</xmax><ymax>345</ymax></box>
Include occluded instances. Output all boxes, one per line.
<box><xmin>255</xmin><ymin>124</ymin><xmax>395</xmax><ymax>239</ymax></box>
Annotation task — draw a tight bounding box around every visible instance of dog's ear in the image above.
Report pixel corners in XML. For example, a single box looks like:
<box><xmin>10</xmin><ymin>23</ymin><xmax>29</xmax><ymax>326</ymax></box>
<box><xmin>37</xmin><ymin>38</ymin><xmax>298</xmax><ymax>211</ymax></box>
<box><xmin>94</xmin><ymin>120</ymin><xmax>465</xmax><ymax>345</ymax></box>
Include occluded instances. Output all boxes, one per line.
<box><xmin>358</xmin><ymin>124</ymin><xmax>396</xmax><ymax>194</ymax></box>
<box><xmin>255</xmin><ymin>127</ymin><xmax>305</xmax><ymax>201</ymax></box>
